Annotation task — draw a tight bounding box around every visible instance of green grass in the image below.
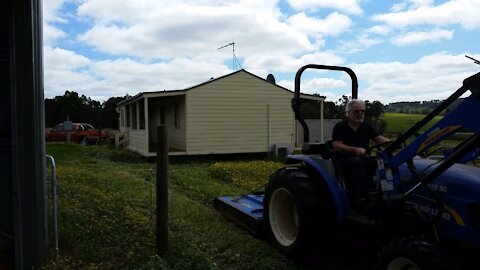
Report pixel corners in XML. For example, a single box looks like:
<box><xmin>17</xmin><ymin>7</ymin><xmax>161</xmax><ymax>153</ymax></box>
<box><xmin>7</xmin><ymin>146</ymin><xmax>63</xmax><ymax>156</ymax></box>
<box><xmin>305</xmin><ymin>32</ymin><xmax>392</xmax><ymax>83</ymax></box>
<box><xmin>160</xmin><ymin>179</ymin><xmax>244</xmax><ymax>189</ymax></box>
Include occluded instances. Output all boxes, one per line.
<box><xmin>381</xmin><ymin>112</ymin><xmax>442</xmax><ymax>137</ymax></box>
<box><xmin>379</xmin><ymin>113</ymin><xmax>471</xmax><ymax>156</ymax></box>
<box><xmin>44</xmin><ymin>143</ymin><xmax>357</xmax><ymax>269</ymax></box>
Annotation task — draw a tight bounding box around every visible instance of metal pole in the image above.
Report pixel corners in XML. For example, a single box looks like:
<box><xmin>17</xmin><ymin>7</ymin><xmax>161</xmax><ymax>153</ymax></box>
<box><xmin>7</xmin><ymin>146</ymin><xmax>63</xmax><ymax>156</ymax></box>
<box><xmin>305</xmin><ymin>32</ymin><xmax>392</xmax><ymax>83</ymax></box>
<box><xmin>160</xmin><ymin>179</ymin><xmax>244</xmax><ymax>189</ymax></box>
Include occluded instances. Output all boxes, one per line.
<box><xmin>267</xmin><ymin>104</ymin><xmax>271</xmax><ymax>156</ymax></box>
<box><xmin>320</xmin><ymin>100</ymin><xmax>324</xmax><ymax>142</ymax></box>
<box><xmin>66</xmin><ymin>115</ymin><xmax>71</xmax><ymax>143</ymax></box>
<box><xmin>45</xmin><ymin>155</ymin><xmax>59</xmax><ymax>262</ymax></box>
<box><xmin>156</xmin><ymin>125</ymin><xmax>168</xmax><ymax>255</ymax></box>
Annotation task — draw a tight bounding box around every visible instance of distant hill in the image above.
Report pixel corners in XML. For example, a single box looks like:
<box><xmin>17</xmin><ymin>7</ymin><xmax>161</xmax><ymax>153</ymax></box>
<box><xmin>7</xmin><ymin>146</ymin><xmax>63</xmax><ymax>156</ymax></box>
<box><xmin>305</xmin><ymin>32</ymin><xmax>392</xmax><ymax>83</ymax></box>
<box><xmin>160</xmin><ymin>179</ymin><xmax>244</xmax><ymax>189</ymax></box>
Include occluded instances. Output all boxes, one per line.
<box><xmin>385</xmin><ymin>99</ymin><xmax>464</xmax><ymax>115</ymax></box>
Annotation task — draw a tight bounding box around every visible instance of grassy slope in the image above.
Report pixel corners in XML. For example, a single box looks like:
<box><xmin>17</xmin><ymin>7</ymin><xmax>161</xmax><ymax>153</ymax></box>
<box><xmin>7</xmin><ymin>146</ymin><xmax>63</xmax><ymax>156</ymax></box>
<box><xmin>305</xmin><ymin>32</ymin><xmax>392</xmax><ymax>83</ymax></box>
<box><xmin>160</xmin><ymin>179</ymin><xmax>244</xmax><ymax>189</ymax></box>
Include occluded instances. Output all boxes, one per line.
<box><xmin>381</xmin><ymin>112</ymin><xmax>442</xmax><ymax>136</ymax></box>
<box><xmin>381</xmin><ymin>113</ymin><xmax>469</xmax><ymax>153</ymax></box>
<box><xmin>45</xmin><ymin>144</ymin><xmax>356</xmax><ymax>269</ymax></box>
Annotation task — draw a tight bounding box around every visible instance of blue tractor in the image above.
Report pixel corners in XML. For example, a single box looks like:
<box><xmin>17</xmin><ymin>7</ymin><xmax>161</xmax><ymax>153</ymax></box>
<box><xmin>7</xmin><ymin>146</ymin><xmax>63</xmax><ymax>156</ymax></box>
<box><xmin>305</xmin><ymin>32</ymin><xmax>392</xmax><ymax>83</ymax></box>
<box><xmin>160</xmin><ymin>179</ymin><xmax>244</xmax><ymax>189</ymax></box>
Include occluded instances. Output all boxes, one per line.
<box><xmin>215</xmin><ymin>64</ymin><xmax>480</xmax><ymax>269</ymax></box>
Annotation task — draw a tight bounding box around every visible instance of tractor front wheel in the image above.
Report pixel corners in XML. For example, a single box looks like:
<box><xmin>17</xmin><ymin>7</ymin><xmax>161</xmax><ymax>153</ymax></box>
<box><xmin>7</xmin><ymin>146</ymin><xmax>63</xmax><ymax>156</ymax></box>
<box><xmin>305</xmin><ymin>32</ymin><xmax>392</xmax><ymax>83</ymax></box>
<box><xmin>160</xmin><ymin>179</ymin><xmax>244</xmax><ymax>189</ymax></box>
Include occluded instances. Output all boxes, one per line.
<box><xmin>374</xmin><ymin>237</ymin><xmax>460</xmax><ymax>270</ymax></box>
<box><xmin>264</xmin><ymin>167</ymin><xmax>335</xmax><ymax>258</ymax></box>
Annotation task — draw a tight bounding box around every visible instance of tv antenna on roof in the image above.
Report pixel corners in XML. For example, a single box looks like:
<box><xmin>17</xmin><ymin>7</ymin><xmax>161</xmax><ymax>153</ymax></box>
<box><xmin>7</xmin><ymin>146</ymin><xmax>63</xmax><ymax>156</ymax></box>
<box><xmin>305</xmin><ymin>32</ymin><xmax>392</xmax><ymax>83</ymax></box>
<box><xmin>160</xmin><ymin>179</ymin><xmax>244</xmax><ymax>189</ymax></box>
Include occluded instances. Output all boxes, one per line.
<box><xmin>465</xmin><ymin>55</ymin><xmax>480</xmax><ymax>65</ymax></box>
<box><xmin>218</xmin><ymin>42</ymin><xmax>243</xmax><ymax>71</ymax></box>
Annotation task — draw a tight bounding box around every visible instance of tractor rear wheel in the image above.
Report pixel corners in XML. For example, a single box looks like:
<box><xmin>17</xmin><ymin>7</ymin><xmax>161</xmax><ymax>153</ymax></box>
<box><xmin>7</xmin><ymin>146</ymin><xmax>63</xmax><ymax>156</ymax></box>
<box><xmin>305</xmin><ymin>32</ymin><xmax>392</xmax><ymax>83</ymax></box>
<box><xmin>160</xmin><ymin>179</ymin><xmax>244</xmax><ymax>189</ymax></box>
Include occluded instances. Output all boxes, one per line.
<box><xmin>264</xmin><ymin>167</ymin><xmax>336</xmax><ymax>258</ymax></box>
<box><xmin>374</xmin><ymin>237</ymin><xmax>460</xmax><ymax>270</ymax></box>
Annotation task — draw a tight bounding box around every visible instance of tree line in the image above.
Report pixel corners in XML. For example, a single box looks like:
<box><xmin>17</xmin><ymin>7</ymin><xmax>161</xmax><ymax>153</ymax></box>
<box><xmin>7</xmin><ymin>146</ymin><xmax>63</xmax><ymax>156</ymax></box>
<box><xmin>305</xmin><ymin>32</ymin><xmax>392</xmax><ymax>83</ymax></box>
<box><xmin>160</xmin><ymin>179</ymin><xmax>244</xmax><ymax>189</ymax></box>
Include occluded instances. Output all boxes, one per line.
<box><xmin>384</xmin><ymin>99</ymin><xmax>462</xmax><ymax>115</ymax></box>
<box><xmin>44</xmin><ymin>91</ymin><xmax>127</xmax><ymax>129</ymax></box>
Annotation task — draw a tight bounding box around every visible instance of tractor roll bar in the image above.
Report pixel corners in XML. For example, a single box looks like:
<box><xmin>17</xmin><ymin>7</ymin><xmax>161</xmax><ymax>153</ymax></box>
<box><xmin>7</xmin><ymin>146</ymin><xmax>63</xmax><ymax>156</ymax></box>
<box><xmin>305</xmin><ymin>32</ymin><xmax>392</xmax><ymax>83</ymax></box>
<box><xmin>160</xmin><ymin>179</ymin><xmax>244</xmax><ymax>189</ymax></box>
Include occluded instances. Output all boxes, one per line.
<box><xmin>293</xmin><ymin>64</ymin><xmax>358</xmax><ymax>143</ymax></box>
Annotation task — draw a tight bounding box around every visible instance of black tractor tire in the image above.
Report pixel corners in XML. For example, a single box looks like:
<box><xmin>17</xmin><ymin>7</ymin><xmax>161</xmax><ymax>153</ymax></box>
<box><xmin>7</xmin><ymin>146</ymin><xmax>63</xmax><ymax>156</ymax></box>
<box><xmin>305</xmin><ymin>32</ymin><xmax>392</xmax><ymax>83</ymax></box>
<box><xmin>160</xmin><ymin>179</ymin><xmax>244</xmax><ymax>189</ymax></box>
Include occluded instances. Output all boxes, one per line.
<box><xmin>263</xmin><ymin>167</ymin><xmax>336</xmax><ymax>258</ymax></box>
<box><xmin>374</xmin><ymin>237</ymin><xmax>461</xmax><ymax>270</ymax></box>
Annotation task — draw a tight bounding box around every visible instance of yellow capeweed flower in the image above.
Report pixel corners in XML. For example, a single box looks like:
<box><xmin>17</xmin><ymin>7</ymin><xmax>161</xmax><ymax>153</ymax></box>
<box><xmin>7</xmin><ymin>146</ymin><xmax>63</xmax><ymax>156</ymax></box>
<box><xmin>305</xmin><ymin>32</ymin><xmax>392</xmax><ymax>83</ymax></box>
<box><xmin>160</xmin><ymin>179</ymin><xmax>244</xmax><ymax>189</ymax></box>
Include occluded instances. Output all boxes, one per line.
<box><xmin>209</xmin><ymin>161</ymin><xmax>283</xmax><ymax>190</ymax></box>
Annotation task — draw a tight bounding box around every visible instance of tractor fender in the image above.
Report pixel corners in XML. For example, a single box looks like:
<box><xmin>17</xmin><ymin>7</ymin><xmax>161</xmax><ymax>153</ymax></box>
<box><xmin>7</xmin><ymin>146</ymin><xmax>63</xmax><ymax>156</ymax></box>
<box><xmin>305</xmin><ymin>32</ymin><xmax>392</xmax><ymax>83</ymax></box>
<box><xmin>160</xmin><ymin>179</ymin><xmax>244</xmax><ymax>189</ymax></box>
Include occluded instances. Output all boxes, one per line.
<box><xmin>285</xmin><ymin>155</ymin><xmax>350</xmax><ymax>223</ymax></box>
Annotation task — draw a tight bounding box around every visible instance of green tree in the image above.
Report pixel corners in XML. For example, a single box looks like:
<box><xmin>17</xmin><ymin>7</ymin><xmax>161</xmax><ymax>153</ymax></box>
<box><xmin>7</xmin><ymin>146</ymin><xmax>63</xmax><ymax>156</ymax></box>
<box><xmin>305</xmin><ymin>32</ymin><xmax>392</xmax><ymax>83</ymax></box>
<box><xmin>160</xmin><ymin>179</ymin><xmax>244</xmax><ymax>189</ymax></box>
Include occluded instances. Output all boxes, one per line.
<box><xmin>102</xmin><ymin>96</ymin><xmax>126</xmax><ymax>129</ymax></box>
<box><xmin>44</xmin><ymin>91</ymin><xmax>126</xmax><ymax>128</ymax></box>
<box><xmin>365</xmin><ymin>100</ymin><xmax>387</xmax><ymax>133</ymax></box>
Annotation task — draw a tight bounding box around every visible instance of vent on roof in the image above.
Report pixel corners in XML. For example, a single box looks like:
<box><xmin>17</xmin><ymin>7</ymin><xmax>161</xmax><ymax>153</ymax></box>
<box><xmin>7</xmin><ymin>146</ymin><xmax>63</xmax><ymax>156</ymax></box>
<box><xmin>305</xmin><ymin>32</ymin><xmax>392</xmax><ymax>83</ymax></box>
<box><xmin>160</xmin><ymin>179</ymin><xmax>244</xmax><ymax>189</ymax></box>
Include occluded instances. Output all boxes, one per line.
<box><xmin>266</xmin><ymin>74</ymin><xmax>276</xmax><ymax>84</ymax></box>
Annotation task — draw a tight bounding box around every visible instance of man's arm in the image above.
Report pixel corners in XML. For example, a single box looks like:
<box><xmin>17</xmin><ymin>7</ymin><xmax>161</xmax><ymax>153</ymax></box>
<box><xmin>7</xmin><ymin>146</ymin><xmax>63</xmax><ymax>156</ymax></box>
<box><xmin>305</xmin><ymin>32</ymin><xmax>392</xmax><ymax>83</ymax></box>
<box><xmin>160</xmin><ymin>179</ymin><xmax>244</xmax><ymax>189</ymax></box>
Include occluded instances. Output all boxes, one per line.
<box><xmin>332</xmin><ymin>141</ymin><xmax>367</xmax><ymax>157</ymax></box>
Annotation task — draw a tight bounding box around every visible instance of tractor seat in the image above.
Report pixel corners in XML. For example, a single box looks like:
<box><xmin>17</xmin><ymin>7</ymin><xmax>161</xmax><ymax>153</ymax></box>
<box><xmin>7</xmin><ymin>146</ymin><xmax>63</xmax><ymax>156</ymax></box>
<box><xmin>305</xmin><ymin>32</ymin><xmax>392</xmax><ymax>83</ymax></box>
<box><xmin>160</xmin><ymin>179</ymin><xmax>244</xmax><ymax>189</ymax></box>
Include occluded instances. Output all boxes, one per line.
<box><xmin>301</xmin><ymin>142</ymin><xmax>334</xmax><ymax>160</ymax></box>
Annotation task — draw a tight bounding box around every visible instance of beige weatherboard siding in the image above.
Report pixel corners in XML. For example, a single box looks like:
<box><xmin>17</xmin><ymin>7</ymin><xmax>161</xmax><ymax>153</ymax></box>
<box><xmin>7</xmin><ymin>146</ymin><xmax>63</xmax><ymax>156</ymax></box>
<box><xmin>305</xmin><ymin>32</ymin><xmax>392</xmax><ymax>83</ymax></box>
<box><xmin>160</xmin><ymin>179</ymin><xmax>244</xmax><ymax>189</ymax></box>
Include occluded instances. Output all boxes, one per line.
<box><xmin>116</xmin><ymin>69</ymin><xmax>325</xmax><ymax>156</ymax></box>
<box><xmin>186</xmin><ymin>71</ymin><xmax>294</xmax><ymax>155</ymax></box>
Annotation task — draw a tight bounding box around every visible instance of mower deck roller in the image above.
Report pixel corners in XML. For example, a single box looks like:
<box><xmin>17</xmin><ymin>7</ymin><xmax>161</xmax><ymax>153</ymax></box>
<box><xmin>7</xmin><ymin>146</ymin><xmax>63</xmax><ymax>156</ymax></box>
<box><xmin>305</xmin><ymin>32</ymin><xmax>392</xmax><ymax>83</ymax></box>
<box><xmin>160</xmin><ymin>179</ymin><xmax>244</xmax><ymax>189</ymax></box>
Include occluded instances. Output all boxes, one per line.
<box><xmin>214</xmin><ymin>194</ymin><xmax>264</xmax><ymax>235</ymax></box>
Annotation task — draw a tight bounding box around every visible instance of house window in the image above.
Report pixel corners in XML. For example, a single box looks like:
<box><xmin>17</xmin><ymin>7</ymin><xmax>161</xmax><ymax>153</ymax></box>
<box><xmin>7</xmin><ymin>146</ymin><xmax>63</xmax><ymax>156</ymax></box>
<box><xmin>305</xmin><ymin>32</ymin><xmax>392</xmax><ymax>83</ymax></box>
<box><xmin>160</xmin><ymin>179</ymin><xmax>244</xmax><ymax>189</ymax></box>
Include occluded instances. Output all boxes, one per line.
<box><xmin>174</xmin><ymin>103</ymin><xmax>180</xmax><ymax>128</ymax></box>
<box><xmin>132</xmin><ymin>103</ymin><xmax>137</xmax><ymax>129</ymax></box>
<box><xmin>139</xmin><ymin>100</ymin><xmax>145</xmax><ymax>130</ymax></box>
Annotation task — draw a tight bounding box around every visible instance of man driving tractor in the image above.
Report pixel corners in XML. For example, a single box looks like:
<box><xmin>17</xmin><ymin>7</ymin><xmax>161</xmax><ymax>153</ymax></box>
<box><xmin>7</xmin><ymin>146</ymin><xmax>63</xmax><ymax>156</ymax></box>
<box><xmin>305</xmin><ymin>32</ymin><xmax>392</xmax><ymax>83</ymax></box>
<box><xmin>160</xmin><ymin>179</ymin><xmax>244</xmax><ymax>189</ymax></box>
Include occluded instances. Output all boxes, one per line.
<box><xmin>332</xmin><ymin>99</ymin><xmax>390</xmax><ymax>210</ymax></box>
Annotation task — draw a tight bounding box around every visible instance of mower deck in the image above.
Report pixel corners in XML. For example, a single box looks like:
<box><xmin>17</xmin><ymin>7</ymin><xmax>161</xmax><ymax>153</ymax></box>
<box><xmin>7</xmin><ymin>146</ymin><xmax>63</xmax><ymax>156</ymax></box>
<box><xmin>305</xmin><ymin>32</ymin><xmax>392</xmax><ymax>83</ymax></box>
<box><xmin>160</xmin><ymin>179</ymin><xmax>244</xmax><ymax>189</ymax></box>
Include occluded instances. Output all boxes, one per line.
<box><xmin>214</xmin><ymin>194</ymin><xmax>264</xmax><ymax>235</ymax></box>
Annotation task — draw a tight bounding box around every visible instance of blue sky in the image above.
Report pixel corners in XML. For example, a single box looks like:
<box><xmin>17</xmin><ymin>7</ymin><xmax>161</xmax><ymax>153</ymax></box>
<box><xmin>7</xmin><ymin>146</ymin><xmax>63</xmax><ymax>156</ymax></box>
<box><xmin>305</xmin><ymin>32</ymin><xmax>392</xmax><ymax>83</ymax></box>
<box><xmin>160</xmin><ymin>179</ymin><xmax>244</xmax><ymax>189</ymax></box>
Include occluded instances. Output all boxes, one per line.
<box><xmin>43</xmin><ymin>0</ymin><xmax>480</xmax><ymax>104</ymax></box>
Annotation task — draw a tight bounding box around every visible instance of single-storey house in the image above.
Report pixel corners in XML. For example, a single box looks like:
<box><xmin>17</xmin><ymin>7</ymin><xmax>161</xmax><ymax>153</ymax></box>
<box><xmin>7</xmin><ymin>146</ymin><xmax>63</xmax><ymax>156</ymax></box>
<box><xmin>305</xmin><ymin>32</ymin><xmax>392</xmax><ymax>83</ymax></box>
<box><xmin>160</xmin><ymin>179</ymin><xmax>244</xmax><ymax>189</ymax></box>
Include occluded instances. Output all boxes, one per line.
<box><xmin>116</xmin><ymin>69</ymin><xmax>325</xmax><ymax>156</ymax></box>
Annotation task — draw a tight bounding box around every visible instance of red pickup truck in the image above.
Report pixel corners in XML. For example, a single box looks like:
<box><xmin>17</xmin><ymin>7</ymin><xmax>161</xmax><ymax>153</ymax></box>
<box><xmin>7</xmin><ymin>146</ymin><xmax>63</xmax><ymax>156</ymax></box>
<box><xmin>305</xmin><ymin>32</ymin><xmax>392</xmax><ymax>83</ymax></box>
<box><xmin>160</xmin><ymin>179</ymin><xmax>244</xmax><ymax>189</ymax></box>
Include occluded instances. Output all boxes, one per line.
<box><xmin>45</xmin><ymin>122</ymin><xmax>109</xmax><ymax>145</ymax></box>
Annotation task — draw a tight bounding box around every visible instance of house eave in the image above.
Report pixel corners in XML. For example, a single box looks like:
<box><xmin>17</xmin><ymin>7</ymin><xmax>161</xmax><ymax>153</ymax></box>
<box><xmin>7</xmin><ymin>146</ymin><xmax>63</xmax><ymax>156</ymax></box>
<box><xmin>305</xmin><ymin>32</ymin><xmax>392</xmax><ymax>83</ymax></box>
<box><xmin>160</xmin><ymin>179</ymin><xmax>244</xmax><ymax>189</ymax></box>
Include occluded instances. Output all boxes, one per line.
<box><xmin>300</xmin><ymin>93</ymin><xmax>325</xmax><ymax>102</ymax></box>
<box><xmin>117</xmin><ymin>90</ymin><xmax>187</xmax><ymax>108</ymax></box>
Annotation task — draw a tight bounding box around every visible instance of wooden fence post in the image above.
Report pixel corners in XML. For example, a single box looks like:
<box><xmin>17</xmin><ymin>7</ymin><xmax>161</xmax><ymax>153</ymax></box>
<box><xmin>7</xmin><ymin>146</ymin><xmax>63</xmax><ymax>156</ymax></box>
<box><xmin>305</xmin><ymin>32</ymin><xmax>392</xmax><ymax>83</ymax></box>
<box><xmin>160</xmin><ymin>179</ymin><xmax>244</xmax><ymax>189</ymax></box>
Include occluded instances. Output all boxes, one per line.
<box><xmin>156</xmin><ymin>125</ymin><xmax>168</xmax><ymax>255</ymax></box>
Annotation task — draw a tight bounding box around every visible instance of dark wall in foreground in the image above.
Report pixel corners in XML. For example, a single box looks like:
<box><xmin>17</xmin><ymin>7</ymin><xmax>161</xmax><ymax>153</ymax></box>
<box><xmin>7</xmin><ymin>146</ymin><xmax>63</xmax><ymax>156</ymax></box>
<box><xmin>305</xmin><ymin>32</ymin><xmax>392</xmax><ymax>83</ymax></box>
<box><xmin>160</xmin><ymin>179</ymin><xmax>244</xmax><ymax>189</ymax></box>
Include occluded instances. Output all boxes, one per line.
<box><xmin>1</xmin><ymin>0</ymin><xmax>48</xmax><ymax>269</ymax></box>
<box><xmin>0</xmin><ymin>0</ymin><xmax>14</xmax><ymax>266</ymax></box>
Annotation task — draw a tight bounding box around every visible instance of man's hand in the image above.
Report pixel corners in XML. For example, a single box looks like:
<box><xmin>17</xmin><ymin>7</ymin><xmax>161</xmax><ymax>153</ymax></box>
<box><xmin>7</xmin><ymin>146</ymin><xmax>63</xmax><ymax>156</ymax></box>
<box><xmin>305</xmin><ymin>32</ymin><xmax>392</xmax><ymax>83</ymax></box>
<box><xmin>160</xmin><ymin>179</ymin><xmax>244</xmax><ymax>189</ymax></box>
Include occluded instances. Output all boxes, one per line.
<box><xmin>354</xmin><ymin>147</ymin><xmax>367</xmax><ymax>157</ymax></box>
<box><xmin>332</xmin><ymin>141</ymin><xmax>368</xmax><ymax>157</ymax></box>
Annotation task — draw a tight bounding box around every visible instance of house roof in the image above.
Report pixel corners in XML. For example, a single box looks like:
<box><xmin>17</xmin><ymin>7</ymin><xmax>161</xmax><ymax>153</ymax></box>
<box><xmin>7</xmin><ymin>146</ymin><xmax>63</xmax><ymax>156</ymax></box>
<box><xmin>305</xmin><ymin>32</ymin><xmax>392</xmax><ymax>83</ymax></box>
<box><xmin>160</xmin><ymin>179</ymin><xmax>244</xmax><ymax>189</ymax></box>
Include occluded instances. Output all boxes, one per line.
<box><xmin>117</xmin><ymin>69</ymin><xmax>325</xmax><ymax>107</ymax></box>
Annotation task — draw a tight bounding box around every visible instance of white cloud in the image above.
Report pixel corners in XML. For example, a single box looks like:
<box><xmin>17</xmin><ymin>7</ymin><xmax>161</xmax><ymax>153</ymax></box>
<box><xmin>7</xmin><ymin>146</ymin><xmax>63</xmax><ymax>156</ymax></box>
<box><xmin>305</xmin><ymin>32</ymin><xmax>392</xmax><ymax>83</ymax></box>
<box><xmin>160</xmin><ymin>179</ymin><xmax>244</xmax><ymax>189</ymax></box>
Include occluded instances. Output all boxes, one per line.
<box><xmin>41</xmin><ymin>0</ymin><xmax>480</xmax><ymax>105</ymax></box>
<box><xmin>287</xmin><ymin>12</ymin><xmax>352</xmax><ymax>37</ymax></box>
<box><xmin>44</xmin><ymin>46</ymin><xmax>91</xmax><ymax>70</ymax></box>
<box><xmin>351</xmin><ymin>52</ymin><xmax>479</xmax><ymax>103</ymax></box>
<box><xmin>42</xmin><ymin>0</ymin><xmax>68</xmax><ymax>46</ymax></box>
<box><xmin>392</xmin><ymin>28</ymin><xmax>454</xmax><ymax>46</ymax></box>
<box><xmin>408</xmin><ymin>0</ymin><xmax>434</xmax><ymax>8</ymax></box>
<box><xmin>43</xmin><ymin>46</ymin><xmax>232</xmax><ymax>100</ymax></box>
<box><xmin>337</xmin><ymin>35</ymin><xmax>384</xmax><ymax>54</ymax></box>
<box><xmin>367</xmin><ymin>25</ymin><xmax>391</xmax><ymax>35</ymax></box>
<box><xmin>278</xmin><ymin>77</ymin><xmax>348</xmax><ymax>95</ymax></box>
<box><xmin>76</xmin><ymin>0</ymin><xmax>317</xmax><ymax>59</ymax></box>
<box><xmin>272</xmin><ymin>52</ymin><xmax>479</xmax><ymax>103</ymax></box>
<box><xmin>373</xmin><ymin>0</ymin><xmax>480</xmax><ymax>30</ymax></box>
<box><xmin>43</xmin><ymin>24</ymin><xmax>66</xmax><ymax>46</ymax></box>
<box><xmin>390</xmin><ymin>2</ymin><xmax>407</xmax><ymax>12</ymax></box>
<box><xmin>244</xmin><ymin>51</ymin><xmax>345</xmax><ymax>75</ymax></box>
<box><xmin>286</xmin><ymin>0</ymin><xmax>363</xmax><ymax>15</ymax></box>
<box><xmin>390</xmin><ymin>0</ymin><xmax>435</xmax><ymax>12</ymax></box>
<box><xmin>43</xmin><ymin>0</ymin><xmax>67</xmax><ymax>24</ymax></box>
<box><xmin>43</xmin><ymin>0</ymin><xmax>353</xmax><ymax>100</ymax></box>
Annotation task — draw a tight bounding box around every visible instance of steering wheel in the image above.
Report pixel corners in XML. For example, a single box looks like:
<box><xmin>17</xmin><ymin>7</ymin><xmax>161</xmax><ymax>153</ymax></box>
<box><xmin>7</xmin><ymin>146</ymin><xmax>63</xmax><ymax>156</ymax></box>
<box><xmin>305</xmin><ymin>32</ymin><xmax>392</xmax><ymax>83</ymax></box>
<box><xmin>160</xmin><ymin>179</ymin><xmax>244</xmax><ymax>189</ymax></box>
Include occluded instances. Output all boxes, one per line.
<box><xmin>366</xmin><ymin>141</ymin><xmax>394</xmax><ymax>156</ymax></box>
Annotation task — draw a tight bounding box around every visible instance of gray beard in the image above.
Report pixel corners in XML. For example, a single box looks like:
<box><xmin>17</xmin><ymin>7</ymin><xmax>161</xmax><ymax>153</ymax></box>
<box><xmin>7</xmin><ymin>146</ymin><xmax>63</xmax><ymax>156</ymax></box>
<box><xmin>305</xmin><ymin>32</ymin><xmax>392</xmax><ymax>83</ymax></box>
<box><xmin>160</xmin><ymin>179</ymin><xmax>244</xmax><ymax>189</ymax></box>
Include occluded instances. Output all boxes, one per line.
<box><xmin>352</xmin><ymin>118</ymin><xmax>364</xmax><ymax>124</ymax></box>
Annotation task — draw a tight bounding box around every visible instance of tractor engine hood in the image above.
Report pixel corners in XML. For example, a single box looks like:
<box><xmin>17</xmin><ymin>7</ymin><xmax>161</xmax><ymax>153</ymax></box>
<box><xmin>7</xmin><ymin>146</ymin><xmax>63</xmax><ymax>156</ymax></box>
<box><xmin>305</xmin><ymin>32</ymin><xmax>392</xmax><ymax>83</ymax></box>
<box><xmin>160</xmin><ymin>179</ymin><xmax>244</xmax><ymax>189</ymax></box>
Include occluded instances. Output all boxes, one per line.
<box><xmin>399</xmin><ymin>158</ymin><xmax>480</xmax><ymax>201</ymax></box>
